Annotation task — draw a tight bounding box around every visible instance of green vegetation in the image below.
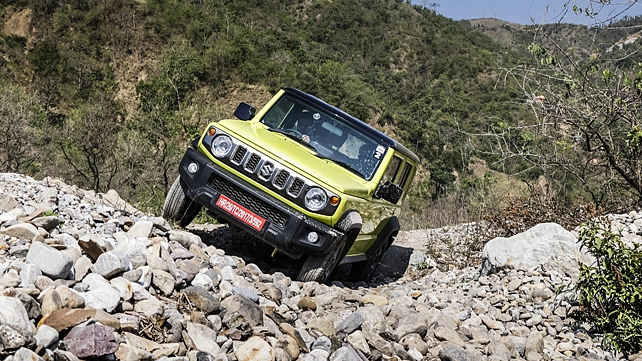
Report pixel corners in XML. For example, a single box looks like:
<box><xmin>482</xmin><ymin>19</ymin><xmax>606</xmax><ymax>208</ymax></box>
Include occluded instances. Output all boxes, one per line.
<box><xmin>576</xmin><ymin>221</ymin><xmax>642</xmax><ymax>355</ymax></box>
<box><xmin>0</xmin><ymin>0</ymin><xmax>520</xmax><ymax>220</ymax></box>
<box><xmin>479</xmin><ymin>17</ymin><xmax>642</xmax><ymax>210</ymax></box>
<box><xmin>0</xmin><ymin>0</ymin><xmax>641</xmax><ymax>225</ymax></box>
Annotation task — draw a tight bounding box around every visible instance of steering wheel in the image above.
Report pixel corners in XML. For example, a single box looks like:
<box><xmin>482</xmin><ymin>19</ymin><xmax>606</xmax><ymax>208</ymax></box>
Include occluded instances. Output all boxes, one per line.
<box><xmin>283</xmin><ymin>128</ymin><xmax>303</xmax><ymax>137</ymax></box>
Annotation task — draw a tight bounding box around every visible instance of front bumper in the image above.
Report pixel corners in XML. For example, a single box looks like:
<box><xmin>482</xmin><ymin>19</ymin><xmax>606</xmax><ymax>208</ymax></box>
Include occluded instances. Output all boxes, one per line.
<box><xmin>178</xmin><ymin>147</ymin><xmax>344</xmax><ymax>255</ymax></box>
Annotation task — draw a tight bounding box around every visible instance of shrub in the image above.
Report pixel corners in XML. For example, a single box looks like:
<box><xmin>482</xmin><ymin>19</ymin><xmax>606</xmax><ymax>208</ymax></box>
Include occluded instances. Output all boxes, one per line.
<box><xmin>136</xmin><ymin>39</ymin><xmax>205</xmax><ymax>115</ymax></box>
<box><xmin>575</xmin><ymin>220</ymin><xmax>642</xmax><ymax>355</ymax></box>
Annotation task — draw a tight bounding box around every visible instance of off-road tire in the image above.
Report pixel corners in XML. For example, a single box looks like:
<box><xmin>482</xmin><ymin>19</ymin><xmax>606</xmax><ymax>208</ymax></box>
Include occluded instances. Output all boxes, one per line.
<box><xmin>350</xmin><ymin>234</ymin><xmax>395</xmax><ymax>282</ymax></box>
<box><xmin>162</xmin><ymin>175</ymin><xmax>202</xmax><ymax>228</ymax></box>
<box><xmin>296</xmin><ymin>212</ymin><xmax>362</xmax><ymax>283</ymax></box>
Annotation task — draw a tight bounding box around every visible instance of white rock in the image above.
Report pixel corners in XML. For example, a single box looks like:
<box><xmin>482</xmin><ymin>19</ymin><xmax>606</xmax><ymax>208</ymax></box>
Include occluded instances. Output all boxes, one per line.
<box><xmin>481</xmin><ymin>223</ymin><xmax>587</xmax><ymax>277</ymax></box>
<box><xmin>110</xmin><ymin>277</ymin><xmax>134</xmax><ymax>301</ymax></box>
<box><xmin>80</xmin><ymin>287</ymin><xmax>121</xmax><ymax>313</ymax></box>
<box><xmin>220</xmin><ymin>265</ymin><xmax>237</xmax><ymax>283</ymax></box>
<box><xmin>13</xmin><ymin>347</ymin><xmax>44</xmax><ymax>361</ymax></box>
<box><xmin>0</xmin><ymin>208</ymin><xmax>25</xmax><ymax>224</ymax></box>
<box><xmin>79</xmin><ymin>274</ymin><xmax>121</xmax><ymax>312</ymax></box>
<box><xmin>186</xmin><ymin>322</ymin><xmax>222</xmax><ymax>356</ymax></box>
<box><xmin>1</xmin><ymin>223</ymin><xmax>39</xmax><ymax>240</ymax></box>
<box><xmin>35</xmin><ymin>325</ymin><xmax>59</xmax><ymax>349</ymax></box>
<box><xmin>131</xmin><ymin>282</ymin><xmax>153</xmax><ymax>301</ymax></box>
<box><xmin>0</xmin><ymin>296</ymin><xmax>36</xmax><ymax>348</ymax></box>
<box><xmin>26</xmin><ymin>242</ymin><xmax>74</xmax><ymax>279</ymax></box>
<box><xmin>127</xmin><ymin>220</ymin><xmax>154</xmax><ymax>238</ymax></box>
<box><xmin>191</xmin><ymin>273</ymin><xmax>213</xmax><ymax>290</ymax></box>
<box><xmin>91</xmin><ymin>250</ymin><xmax>130</xmax><ymax>279</ymax></box>
<box><xmin>18</xmin><ymin>263</ymin><xmax>41</xmax><ymax>289</ymax></box>
<box><xmin>115</xmin><ymin>239</ymin><xmax>148</xmax><ymax>269</ymax></box>
<box><xmin>0</xmin><ymin>268</ymin><xmax>21</xmax><ymax>288</ymax></box>
<box><xmin>235</xmin><ymin>336</ymin><xmax>274</xmax><ymax>361</ymax></box>
<box><xmin>134</xmin><ymin>298</ymin><xmax>165</xmax><ymax>317</ymax></box>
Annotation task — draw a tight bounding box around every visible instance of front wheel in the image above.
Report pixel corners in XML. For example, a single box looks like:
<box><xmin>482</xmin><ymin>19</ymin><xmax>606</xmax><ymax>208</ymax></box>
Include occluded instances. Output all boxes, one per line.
<box><xmin>162</xmin><ymin>175</ymin><xmax>202</xmax><ymax>228</ymax></box>
<box><xmin>296</xmin><ymin>212</ymin><xmax>362</xmax><ymax>283</ymax></box>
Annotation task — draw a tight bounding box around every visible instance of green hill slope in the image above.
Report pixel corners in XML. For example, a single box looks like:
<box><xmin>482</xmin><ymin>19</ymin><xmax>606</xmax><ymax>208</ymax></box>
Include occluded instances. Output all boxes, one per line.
<box><xmin>3</xmin><ymin>0</ymin><xmax>637</xmax><ymax>226</ymax></box>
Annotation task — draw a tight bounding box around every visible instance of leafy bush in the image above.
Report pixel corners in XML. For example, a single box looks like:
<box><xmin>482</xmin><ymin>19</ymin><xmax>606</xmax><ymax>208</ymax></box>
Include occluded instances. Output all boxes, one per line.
<box><xmin>575</xmin><ymin>221</ymin><xmax>642</xmax><ymax>355</ymax></box>
<box><xmin>136</xmin><ymin>39</ymin><xmax>205</xmax><ymax>115</ymax></box>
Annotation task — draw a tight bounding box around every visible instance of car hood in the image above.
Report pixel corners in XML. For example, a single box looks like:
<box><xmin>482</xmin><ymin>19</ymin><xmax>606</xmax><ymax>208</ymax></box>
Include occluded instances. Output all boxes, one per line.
<box><xmin>216</xmin><ymin>119</ymin><xmax>372</xmax><ymax>198</ymax></box>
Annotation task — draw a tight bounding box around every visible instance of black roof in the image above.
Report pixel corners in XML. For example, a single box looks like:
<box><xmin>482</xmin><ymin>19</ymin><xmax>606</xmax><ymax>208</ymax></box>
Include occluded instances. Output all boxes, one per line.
<box><xmin>284</xmin><ymin>88</ymin><xmax>419</xmax><ymax>163</ymax></box>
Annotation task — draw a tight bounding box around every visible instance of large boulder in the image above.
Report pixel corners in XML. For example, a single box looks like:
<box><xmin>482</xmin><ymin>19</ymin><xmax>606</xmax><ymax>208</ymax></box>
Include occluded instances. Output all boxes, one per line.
<box><xmin>480</xmin><ymin>223</ymin><xmax>588</xmax><ymax>277</ymax></box>
<box><xmin>0</xmin><ymin>296</ymin><xmax>36</xmax><ymax>351</ymax></box>
<box><xmin>26</xmin><ymin>242</ymin><xmax>74</xmax><ymax>280</ymax></box>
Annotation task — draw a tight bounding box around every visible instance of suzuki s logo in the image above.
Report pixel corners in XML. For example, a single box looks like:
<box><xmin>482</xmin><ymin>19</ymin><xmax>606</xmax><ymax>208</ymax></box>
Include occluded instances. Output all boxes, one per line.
<box><xmin>260</xmin><ymin>162</ymin><xmax>274</xmax><ymax>179</ymax></box>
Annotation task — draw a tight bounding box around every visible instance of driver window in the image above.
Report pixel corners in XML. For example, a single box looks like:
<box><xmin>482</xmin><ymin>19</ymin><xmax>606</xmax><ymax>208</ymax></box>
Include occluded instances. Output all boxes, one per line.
<box><xmin>382</xmin><ymin>156</ymin><xmax>402</xmax><ymax>183</ymax></box>
<box><xmin>398</xmin><ymin>162</ymin><xmax>413</xmax><ymax>189</ymax></box>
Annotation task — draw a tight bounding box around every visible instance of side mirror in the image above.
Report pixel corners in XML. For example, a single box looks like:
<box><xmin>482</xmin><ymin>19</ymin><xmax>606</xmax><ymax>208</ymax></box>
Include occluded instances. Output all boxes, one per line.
<box><xmin>374</xmin><ymin>181</ymin><xmax>403</xmax><ymax>204</ymax></box>
<box><xmin>234</xmin><ymin>102</ymin><xmax>256</xmax><ymax>120</ymax></box>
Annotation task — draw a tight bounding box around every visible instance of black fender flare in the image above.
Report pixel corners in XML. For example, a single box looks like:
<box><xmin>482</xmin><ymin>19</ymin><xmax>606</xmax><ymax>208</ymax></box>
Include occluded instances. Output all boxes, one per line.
<box><xmin>367</xmin><ymin>216</ymin><xmax>400</xmax><ymax>256</ymax></box>
<box><xmin>334</xmin><ymin>210</ymin><xmax>362</xmax><ymax>254</ymax></box>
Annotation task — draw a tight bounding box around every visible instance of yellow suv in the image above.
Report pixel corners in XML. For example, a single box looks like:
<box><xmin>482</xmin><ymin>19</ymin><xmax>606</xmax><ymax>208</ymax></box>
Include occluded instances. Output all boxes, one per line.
<box><xmin>163</xmin><ymin>88</ymin><xmax>418</xmax><ymax>283</ymax></box>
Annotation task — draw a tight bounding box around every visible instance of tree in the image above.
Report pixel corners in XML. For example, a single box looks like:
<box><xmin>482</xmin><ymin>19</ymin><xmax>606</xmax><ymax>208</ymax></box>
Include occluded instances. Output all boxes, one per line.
<box><xmin>479</xmin><ymin>1</ymin><xmax>642</xmax><ymax>209</ymax></box>
<box><xmin>0</xmin><ymin>84</ymin><xmax>42</xmax><ymax>173</ymax></box>
<box><xmin>58</xmin><ymin>96</ymin><xmax>124</xmax><ymax>192</ymax></box>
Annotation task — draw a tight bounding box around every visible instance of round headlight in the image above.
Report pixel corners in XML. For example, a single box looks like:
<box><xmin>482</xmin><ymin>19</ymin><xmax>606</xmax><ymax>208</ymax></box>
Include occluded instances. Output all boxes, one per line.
<box><xmin>304</xmin><ymin>187</ymin><xmax>328</xmax><ymax>211</ymax></box>
<box><xmin>211</xmin><ymin>135</ymin><xmax>234</xmax><ymax>157</ymax></box>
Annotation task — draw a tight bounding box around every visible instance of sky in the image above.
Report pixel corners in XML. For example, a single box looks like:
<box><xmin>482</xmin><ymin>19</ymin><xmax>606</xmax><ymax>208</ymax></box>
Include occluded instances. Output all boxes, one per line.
<box><xmin>411</xmin><ymin>0</ymin><xmax>642</xmax><ymax>26</ymax></box>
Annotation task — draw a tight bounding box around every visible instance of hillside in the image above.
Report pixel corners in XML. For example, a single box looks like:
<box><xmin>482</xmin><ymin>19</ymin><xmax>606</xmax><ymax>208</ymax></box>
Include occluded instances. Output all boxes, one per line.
<box><xmin>463</xmin><ymin>16</ymin><xmax>642</xmax><ymax>62</ymax></box>
<box><xmin>0</xmin><ymin>0</ymin><xmax>528</xmax><ymax>225</ymax></box>
<box><xmin>1</xmin><ymin>0</ymin><xmax>642</xmax><ymax>228</ymax></box>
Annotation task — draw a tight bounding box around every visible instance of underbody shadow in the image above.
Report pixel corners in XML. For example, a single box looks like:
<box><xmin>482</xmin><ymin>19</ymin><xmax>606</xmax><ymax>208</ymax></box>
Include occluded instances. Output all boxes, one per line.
<box><xmin>333</xmin><ymin>245</ymin><xmax>414</xmax><ymax>288</ymax></box>
<box><xmin>188</xmin><ymin>224</ymin><xmax>304</xmax><ymax>279</ymax></box>
<box><xmin>187</xmin><ymin>224</ymin><xmax>413</xmax><ymax>287</ymax></box>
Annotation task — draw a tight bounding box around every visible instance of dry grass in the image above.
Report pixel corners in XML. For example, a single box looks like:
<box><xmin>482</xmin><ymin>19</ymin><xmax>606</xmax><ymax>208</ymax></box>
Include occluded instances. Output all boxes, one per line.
<box><xmin>401</xmin><ymin>159</ymin><xmax>528</xmax><ymax>230</ymax></box>
<box><xmin>484</xmin><ymin>183</ymin><xmax>603</xmax><ymax>237</ymax></box>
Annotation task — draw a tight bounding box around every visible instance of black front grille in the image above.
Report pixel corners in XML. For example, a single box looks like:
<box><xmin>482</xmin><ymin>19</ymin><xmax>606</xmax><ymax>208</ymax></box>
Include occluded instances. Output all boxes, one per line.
<box><xmin>273</xmin><ymin>170</ymin><xmax>289</xmax><ymax>189</ymax></box>
<box><xmin>231</xmin><ymin>146</ymin><xmax>247</xmax><ymax>164</ymax></box>
<box><xmin>288</xmin><ymin>178</ymin><xmax>304</xmax><ymax>197</ymax></box>
<box><xmin>245</xmin><ymin>154</ymin><xmax>261</xmax><ymax>172</ymax></box>
<box><xmin>210</xmin><ymin>175</ymin><xmax>288</xmax><ymax>229</ymax></box>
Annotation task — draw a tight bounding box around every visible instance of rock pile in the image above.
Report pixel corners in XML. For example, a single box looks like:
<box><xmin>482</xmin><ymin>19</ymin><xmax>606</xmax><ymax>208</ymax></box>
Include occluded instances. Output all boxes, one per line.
<box><xmin>0</xmin><ymin>173</ymin><xmax>634</xmax><ymax>361</ymax></box>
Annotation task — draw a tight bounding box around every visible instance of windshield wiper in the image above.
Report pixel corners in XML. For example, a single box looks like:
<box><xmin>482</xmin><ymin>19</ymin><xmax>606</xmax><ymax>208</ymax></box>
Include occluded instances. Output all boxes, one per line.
<box><xmin>267</xmin><ymin>128</ymin><xmax>318</xmax><ymax>152</ymax></box>
<box><xmin>315</xmin><ymin>153</ymin><xmax>365</xmax><ymax>178</ymax></box>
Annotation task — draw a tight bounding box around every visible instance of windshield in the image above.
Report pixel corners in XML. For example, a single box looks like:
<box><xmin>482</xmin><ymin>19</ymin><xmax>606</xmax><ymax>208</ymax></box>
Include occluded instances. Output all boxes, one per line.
<box><xmin>260</xmin><ymin>94</ymin><xmax>387</xmax><ymax>180</ymax></box>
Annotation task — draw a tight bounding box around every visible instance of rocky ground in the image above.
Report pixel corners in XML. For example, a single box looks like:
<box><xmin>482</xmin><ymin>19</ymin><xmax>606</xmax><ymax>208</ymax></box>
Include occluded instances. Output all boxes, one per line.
<box><xmin>0</xmin><ymin>173</ymin><xmax>639</xmax><ymax>361</ymax></box>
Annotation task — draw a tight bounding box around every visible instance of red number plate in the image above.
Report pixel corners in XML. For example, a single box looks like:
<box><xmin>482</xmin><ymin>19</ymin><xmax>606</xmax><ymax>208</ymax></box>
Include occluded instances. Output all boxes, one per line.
<box><xmin>215</xmin><ymin>195</ymin><xmax>266</xmax><ymax>232</ymax></box>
